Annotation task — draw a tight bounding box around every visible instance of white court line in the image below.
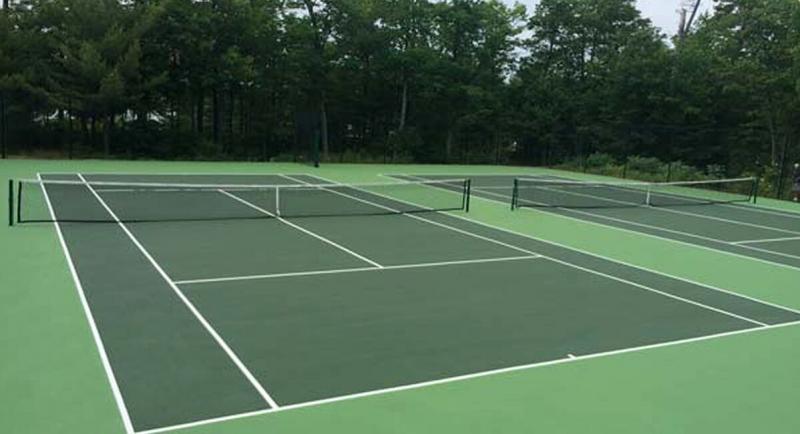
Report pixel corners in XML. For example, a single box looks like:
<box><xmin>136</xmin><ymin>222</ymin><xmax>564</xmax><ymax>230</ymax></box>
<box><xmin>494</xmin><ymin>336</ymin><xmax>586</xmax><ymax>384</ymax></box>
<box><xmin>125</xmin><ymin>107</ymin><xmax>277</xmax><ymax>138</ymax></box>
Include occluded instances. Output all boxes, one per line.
<box><xmin>217</xmin><ymin>189</ymin><xmax>383</xmax><ymax>268</ymax></box>
<box><xmin>137</xmin><ymin>318</ymin><xmax>800</xmax><ymax>434</ymax></box>
<box><xmin>550</xmin><ymin>205</ymin><xmax>800</xmax><ymax>262</ymax></box>
<box><xmin>301</xmin><ymin>174</ymin><xmax>767</xmax><ymax>327</ymax></box>
<box><xmin>378</xmin><ymin>175</ymin><xmax>800</xmax><ymax>316</ymax></box>
<box><xmin>725</xmin><ymin>202</ymin><xmax>800</xmax><ymax>219</ymax></box>
<box><xmin>460</xmin><ymin>186</ymin><xmax>510</xmax><ymax>190</ymax></box>
<box><xmin>379</xmin><ymin>172</ymin><xmax>536</xmax><ymax>177</ymax></box>
<box><xmin>733</xmin><ymin>236</ymin><xmax>800</xmax><ymax>245</ymax></box>
<box><xmin>76</xmin><ymin>174</ymin><xmax>280</xmax><ymax>409</ymax></box>
<box><xmin>37</xmin><ymin>173</ymin><xmax>136</xmax><ymax>434</ymax></box>
<box><xmin>176</xmin><ymin>255</ymin><xmax>543</xmax><ymax>286</ymax></box>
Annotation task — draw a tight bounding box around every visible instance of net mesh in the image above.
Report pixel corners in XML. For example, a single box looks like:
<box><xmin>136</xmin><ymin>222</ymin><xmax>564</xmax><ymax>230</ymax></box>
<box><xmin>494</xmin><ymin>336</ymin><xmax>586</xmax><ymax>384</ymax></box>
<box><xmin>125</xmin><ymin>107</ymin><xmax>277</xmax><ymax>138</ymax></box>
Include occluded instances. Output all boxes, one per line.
<box><xmin>511</xmin><ymin>177</ymin><xmax>757</xmax><ymax>209</ymax></box>
<box><xmin>12</xmin><ymin>178</ymin><xmax>470</xmax><ymax>224</ymax></box>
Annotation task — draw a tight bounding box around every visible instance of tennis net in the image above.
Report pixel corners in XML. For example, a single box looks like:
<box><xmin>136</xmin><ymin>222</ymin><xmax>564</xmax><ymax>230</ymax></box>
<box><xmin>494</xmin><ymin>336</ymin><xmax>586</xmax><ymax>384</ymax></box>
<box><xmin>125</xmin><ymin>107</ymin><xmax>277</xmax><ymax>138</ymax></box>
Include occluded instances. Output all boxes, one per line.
<box><xmin>10</xmin><ymin>177</ymin><xmax>471</xmax><ymax>225</ymax></box>
<box><xmin>511</xmin><ymin>177</ymin><xmax>758</xmax><ymax>209</ymax></box>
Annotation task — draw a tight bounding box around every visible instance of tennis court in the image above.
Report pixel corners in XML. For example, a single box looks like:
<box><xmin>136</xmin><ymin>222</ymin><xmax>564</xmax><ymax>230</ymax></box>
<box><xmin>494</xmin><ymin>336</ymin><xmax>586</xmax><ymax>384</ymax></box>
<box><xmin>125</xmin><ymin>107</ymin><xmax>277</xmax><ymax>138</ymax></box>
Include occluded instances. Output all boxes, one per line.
<box><xmin>11</xmin><ymin>171</ymin><xmax>800</xmax><ymax>433</ymax></box>
<box><xmin>391</xmin><ymin>174</ymin><xmax>800</xmax><ymax>270</ymax></box>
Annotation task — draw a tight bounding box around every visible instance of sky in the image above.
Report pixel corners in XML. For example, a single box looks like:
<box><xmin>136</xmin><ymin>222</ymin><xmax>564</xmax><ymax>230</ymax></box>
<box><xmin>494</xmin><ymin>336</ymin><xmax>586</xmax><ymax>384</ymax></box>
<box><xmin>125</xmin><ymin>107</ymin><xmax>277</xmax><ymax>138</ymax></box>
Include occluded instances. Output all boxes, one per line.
<box><xmin>512</xmin><ymin>0</ymin><xmax>715</xmax><ymax>37</ymax></box>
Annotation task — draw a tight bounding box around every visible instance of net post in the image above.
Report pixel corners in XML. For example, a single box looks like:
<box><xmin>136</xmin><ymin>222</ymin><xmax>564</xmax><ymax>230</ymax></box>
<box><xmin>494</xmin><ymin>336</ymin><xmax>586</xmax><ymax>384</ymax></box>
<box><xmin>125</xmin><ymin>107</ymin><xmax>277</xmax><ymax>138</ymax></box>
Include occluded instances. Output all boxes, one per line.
<box><xmin>16</xmin><ymin>180</ymin><xmax>22</xmax><ymax>223</ymax></box>
<box><xmin>645</xmin><ymin>184</ymin><xmax>652</xmax><ymax>206</ymax></box>
<box><xmin>511</xmin><ymin>178</ymin><xmax>518</xmax><ymax>210</ymax></box>
<box><xmin>8</xmin><ymin>179</ymin><xmax>13</xmax><ymax>226</ymax></box>
<box><xmin>752</xmin><ymin>177</ymin><xmax>759</xmax><ymax>204</ymax></box>
<box><xmin>460</xmin><ymin>180</ymin><xmax>466</xmax><ymax>210</ymax></box>
<box><xmin>464</xmin><ymin>179</ymin><xmax>471</xmax><ymax>212</ymax></box>
<box><xmin>312</xmin><ymin>130</ymin><xmax>320</xmax><ymax>168</ymax></box>
<box><xmin>274</xmin><ymin>185</ymin><xmax>281</xmax><ymax>217</ymax></box>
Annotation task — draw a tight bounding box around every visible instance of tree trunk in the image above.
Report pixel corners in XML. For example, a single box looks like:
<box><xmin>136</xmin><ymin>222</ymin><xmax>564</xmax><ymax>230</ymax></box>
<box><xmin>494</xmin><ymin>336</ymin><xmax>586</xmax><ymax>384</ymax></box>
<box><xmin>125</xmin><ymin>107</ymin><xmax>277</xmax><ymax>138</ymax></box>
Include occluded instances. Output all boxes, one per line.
<box><xmin>227</xmin><ymin>88</ymin><xmax>235</xmax><ymax>152</ymax></box>
<box><xmin>240</xmin><ymin>93</ymin><xmax>246</xmax><ymax>136</ymax></box>
<box><xmin>445</xmin><ymin>128</ymin><xmax>454</xmax><ymax>162</ymax></box>
<box><xmin>190</xmin><ymin>97</ymin><xmax>197</xmax><ymax>132</ymax></box>
<box><xmin>81</xmin><ymin>116</ymin><xmax>89</xmax><ymax>148</ymax></box>
<box><xmin>212</xmin><ymin>88</ymin><xmax>221</xmax><ymax>145</ymax></box>
<box><xmin>90</xmin><ymin>116</ymin><xmax>97</xmax><ymax>151</ymax></box>
<box><xmin>0</xmin><ymin>95</ymin><xmax>6</xmax><ymax>159</ymax></box>
<box><xmin>399</xmin><ymin>80</ymin><xmax>408</xmax><ymax>131</ymax></box>
<box><xmin>767</xmin><ymin>114</ymin><xmax>777</xmax><ymax>165</ymax></box>
<box><xmin>67</xmin><ymin>98</ymin><xmax>73</xmax><ymax>133</ymax></box>
<box><xmin>56</xmin><ymin>109</ymin><xmax>64</xmax><ymax>151</ymax></box>
<box><xmin>103</xmin><ymin>114</ymin><xmax>112</xmax><ymax>156</ymax></box>
<box><xmin>320</xmin><ymin>98</ymin><xmax>329</xmax><ymax>160</ymax></box>
<box><xmin>196</xmin><ymin>91</ymin><xmax>204</xmax><ymax>134</ymax></box>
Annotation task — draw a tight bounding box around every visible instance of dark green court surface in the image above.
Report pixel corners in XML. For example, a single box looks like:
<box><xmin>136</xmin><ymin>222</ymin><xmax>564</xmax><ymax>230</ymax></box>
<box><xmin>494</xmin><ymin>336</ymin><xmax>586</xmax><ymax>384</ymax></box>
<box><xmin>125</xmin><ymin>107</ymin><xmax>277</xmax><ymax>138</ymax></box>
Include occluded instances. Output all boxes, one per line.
<box><xmin>13</xmin><ymin>170</ymin><xmax>798</xmax><ymax>433</ymax></box>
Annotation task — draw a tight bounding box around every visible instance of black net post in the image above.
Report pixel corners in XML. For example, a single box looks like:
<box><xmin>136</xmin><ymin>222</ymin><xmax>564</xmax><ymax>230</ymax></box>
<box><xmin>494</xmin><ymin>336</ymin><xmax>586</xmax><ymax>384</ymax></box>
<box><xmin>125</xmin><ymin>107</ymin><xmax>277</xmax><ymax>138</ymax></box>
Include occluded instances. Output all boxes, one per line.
<box><xmin>460</xmin><ymin>180</ymin><xmax>467</xmax><ymax>210</ymax></box>
<box><xmin>16</xmin><ymin>180</ymin><xmax>22</xmax><ymax>223</ymax></box>
<box><xmin>752</xmin><ymin>178</ymin><xmax>759</xmax><ymax>204</ymax></box>
<box><xmin>464</xmin><ymin>179</ymin><xmax>471</xmax><ymax>212</ymax></box>
<box><xmin>511</xmin><ymin>178</ymin><xmax>518</xmax><ymax>210</ymax></box>
<box><xmin>8</xmin><ymin>180</ymin><xmax>13</xmax><ymax>226</ymax></box>
<box><xmin>312</xmin><ymin>130</ymin><xmax>320</xmax><ymax>168</ymax></box>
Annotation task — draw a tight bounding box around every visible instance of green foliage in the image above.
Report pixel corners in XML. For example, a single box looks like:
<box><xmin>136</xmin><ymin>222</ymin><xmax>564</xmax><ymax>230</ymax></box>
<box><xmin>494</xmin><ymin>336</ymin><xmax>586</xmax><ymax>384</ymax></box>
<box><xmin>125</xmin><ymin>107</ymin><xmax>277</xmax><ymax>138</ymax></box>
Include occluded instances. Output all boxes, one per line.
<box><xmin>0</xmin><ymin>0</ymin><xmax>798</xmax><ymax>197</ymax></box>
<box><xmin>626</xmin><ymin>156</ymin><xmax>664</xmax><ymax>175</ymax></box>
<box><xmin>584</xmin><ymin>152</ymin><xmax>617</xmax><ymax>169</ymax></box>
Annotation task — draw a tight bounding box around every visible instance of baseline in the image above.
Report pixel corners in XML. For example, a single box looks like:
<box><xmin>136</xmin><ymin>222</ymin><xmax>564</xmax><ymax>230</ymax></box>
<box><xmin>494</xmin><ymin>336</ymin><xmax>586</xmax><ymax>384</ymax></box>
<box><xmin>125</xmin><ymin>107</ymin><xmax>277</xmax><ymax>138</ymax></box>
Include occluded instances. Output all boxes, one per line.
<box><xmin>137</xmin><ymin>318</ymin><xmax>800</xmax><ymax>434</ymax></box>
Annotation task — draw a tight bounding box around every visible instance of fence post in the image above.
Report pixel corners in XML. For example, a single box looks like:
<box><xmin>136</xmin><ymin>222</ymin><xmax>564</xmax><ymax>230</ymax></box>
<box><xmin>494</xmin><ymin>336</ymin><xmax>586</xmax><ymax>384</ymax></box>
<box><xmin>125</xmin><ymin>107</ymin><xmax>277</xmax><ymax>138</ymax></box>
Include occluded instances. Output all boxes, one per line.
<box><xmin>8</xmin><ymin>180</ymin><xmax>13</xmax><ymax>226</ymax></box>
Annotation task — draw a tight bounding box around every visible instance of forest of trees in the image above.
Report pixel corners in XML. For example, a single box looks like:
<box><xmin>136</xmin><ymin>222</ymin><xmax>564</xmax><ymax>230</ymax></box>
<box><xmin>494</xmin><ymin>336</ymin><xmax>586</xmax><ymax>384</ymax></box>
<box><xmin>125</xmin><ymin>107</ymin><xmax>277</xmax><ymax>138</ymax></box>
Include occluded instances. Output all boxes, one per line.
<box><xmin>1</xmin><ymin>0</ymin><xmax>799</xmax><ymax>181</ymax></box>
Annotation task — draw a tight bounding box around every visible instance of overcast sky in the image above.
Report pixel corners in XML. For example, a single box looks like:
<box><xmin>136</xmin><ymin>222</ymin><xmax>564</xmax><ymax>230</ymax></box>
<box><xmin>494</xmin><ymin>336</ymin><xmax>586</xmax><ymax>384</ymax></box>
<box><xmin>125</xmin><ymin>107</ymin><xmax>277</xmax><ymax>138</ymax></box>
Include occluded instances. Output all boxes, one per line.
<box><xmin>513</xmin><ymin>0</ymin><xmax>715</xmax><ymax>37</ymax></box>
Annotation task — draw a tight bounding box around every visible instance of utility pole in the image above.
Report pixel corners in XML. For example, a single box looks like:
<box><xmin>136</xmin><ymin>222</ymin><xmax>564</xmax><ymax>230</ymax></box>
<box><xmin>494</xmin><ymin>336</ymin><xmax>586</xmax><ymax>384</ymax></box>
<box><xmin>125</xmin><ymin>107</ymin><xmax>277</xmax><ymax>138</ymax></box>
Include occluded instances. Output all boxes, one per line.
<box><xmin>677</xmin><ymin>7</ymin><xmax>687</xmax><ymax>40</ymax></box>
<box><xmin>677</xmin><ymin>0</ymin><xmax>702</xmax><ymax>42</ymax></box>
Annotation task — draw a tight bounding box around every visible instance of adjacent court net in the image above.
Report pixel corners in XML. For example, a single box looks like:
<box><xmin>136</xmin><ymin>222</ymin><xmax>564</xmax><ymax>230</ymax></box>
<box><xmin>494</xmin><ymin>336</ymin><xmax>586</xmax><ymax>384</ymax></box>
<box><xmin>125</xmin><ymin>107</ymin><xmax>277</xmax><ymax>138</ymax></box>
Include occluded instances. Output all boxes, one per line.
<box><xmin>10</xmin><ymin>178</ymin><xmax>470</xmax><ymax>224</ymax></box>
<box><xmin>511</xmin><ymin>177</ymin><xmax>757</xmax><ymax>209</ymax></box>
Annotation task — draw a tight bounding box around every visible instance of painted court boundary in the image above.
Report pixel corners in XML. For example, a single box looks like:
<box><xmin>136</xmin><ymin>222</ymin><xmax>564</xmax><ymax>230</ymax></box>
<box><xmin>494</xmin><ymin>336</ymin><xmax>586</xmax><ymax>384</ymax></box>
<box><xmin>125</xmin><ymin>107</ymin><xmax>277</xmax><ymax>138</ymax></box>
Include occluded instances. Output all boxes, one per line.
<box><xmin>37</xmin><ymin>172</ymin><xmax>800</xmax><ymax>434</ymax></box>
